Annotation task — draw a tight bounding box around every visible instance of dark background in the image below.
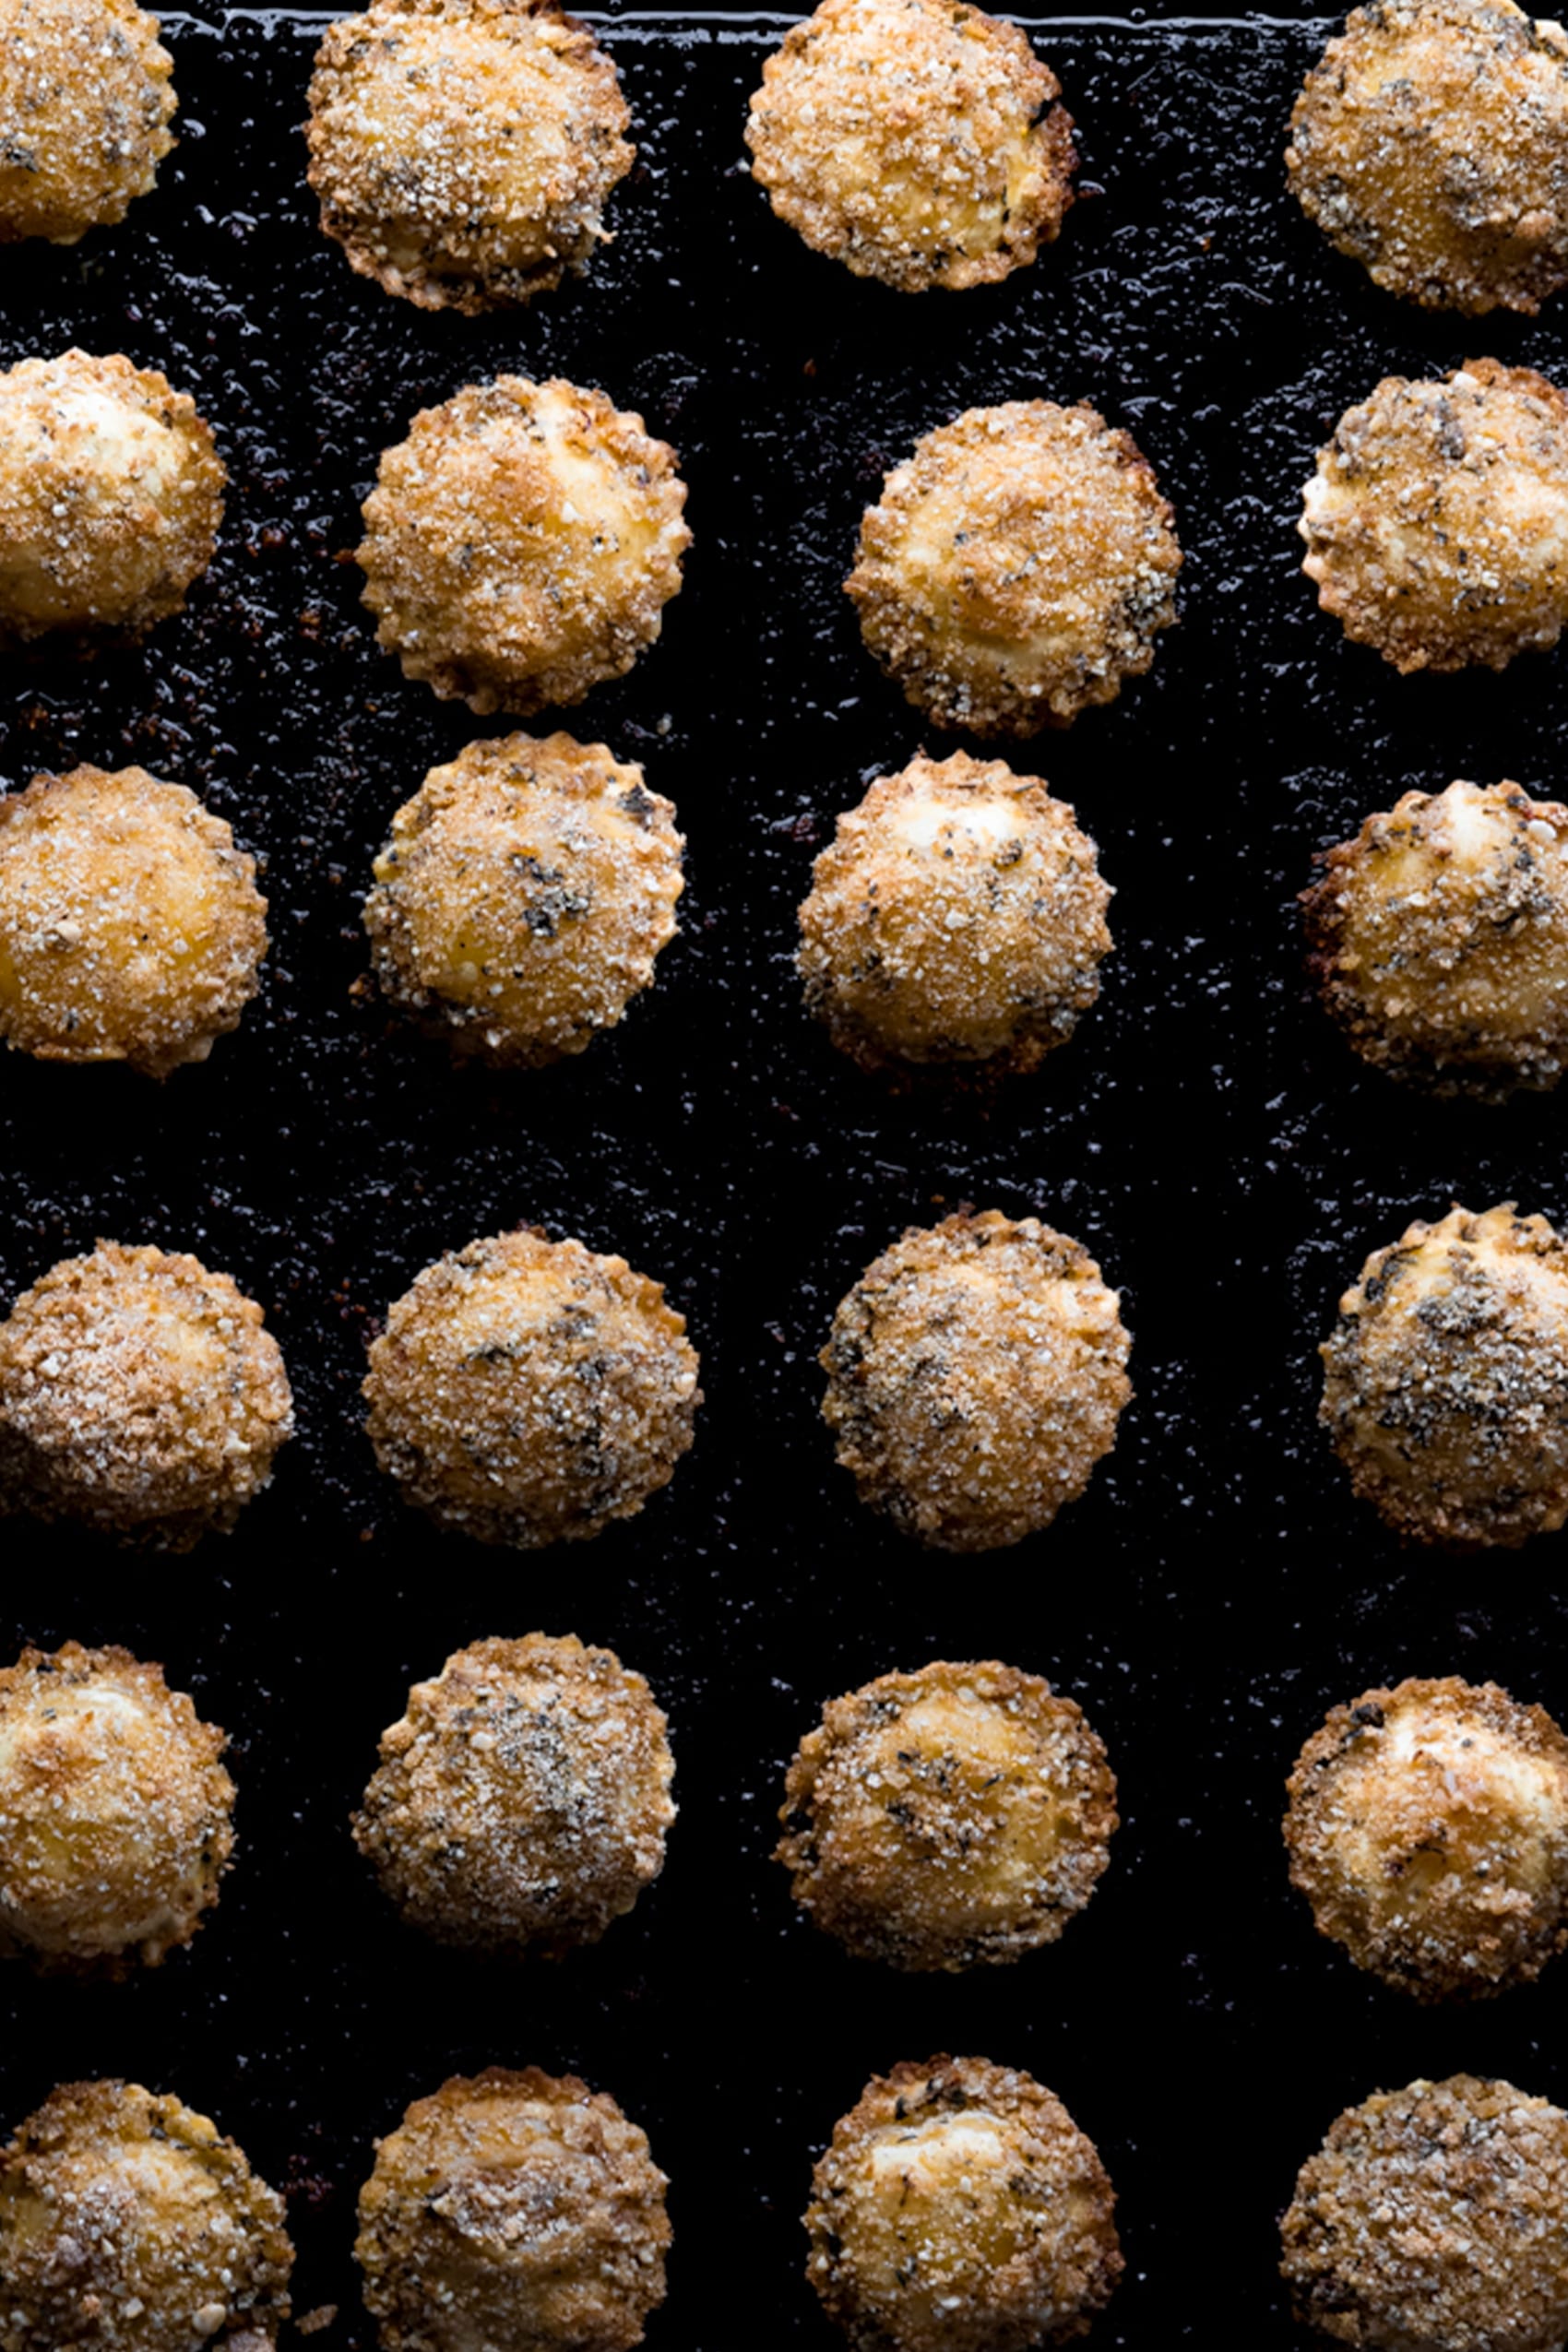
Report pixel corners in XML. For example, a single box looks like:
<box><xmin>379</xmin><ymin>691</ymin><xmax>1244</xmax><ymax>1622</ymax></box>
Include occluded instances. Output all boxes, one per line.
<box><xmin>7</xmin><ymin>6</ymin><xmax>1568</xmax><ymax>2344</ymax></box>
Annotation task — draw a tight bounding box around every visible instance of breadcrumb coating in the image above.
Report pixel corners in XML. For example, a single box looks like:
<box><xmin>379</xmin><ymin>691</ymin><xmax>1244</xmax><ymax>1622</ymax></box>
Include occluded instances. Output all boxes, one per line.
<box><xmin>777</xmin><ymin>1659</ymin><xmax>1116</xmax><ymax>1971</ymax></box>
<box><xmin>1288</xmin><ymin>0</ymin><xmax>1568</xmax><ymax>316</ymax></box>
<box><xmin>1300</xmin><ymin>360</ymin><xmax>1568</xmax><ymax>672</ymax></box>
<box><xmin>0</xmin><ymin>2078</ymin><xmax>293</xmax><ymax>2352</ymax></box>
<box><xmin>1281</xmin><ymin>2074</ymin><xmax>1568</xmax><ymax>2351</ymax></box>
<box><xmin>1286</xmin><ymin>1676</ymin><xmax>1568</xmax><ymax>2002</ymax></box>
<box><xmin>356</xmin><ymin>375</ymin><xmax>690</xmax><ymax>717</ymax></box>
<box><xmin>306</xmin><ymin>0</ymin><xmax>633</xmax><ymax>314</ymax></box>
<box><xmin>1320</xmin><ymin>1204</ymin><xmax>1568</xmax><ymax>1550</ymax></box>
<box><xmin>846</xmin><ymin>401</ymin><xmax>1182</xmax><ymax>736</ymax></box>
<box><xmin>1302</xmin><ymin>778</ymin><xmax>1568</xmax><ymax>1098</ymax></box>
<box><xmin>821</xmin><ymin>1209</ymin><xmax>1130</xmax><ymax>1552</ymax></box>
<box><xmin>797</xmin><ymin>749</ymin><xmax>1112</xmax><ymax>1082</ymax></box>
<box><xmin>805</xmin><ymin>2055</ymin><xmax>1122</xmax><ymax>2352</ymax></box>
<box><xmin>0</xmin><ymin>764</ymin><xmax>267</xmax><ymax>1076</ymax></box>
<box><xmin>354</xmin><ymin>2067</ymin><xmax>670</xmax><ymax>2352</ymax></box>
<box><xmin>0</xmin><ymin>0</ymin><xmax>174</xmax><ymax>244</ymax></box>
<box><xmin>744</xmin><ymin>0</ymin><xmax>1075</xmax><ymax>293</ymax></box>
<box><xmin>0</xmin><ymin>1241</ymin><xmax>294</xmax><ymax>1550</ymax></box>
<box><xmin>362</xmin><ymin>1227</ymin><xmax>701</xmax><ymax>1547</ymax></box>
<box><xmin>362</xmin><ymin>731</ymin><xmax>682</xmax><ymax>1067</ymax></box>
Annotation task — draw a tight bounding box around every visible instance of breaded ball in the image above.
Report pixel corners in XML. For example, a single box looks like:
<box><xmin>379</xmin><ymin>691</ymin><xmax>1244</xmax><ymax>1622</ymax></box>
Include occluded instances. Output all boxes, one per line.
<box><xmin>0</xmin><ymin>1642</ymin><xmax>233</xmax><ymax>1976</ymax></box>
<box><xmin>0</xmin><ymin>764</ymin><xmax>267</xmax><ymax>1076</ymax></box>
<box><xmin>356</xmin><ymin>376</ymin><xmax>690</xmax><ymax>717</ymax></box>
<box><xmin>1301</xmin><ymin>778</ymin><xmax>1568</xmax><ymax>1099</ymax></box>
<box><xmin>821</xmin><ymin>1209</ymin><xmax>1131</xmax><ymax>1552</ymax></box>
<box><xmin>1321</xmin><ymin>1204</ymin><xmax>1568</xmax><ymax>1550</ymax></box>
<box><xmin>0</xmin><ymin>2077</ymin><xmax>293</xmax><ymax>2351</ymax></box>
<box><xmin>1285</xmin><ymin>1676</ymin><xmax>1568</xmax><ymax>2001</ymax></box>
<box><xmin>362</xmin><ymin>731</ymin><xmax>682</xmax><ymax>1067</ymax></box>
<box><xmin>1300</xmin><ymin>360</ymin><xmax>1568</xmax><ymax>673</ymax></box>
<box><xmin>305</xmin><ymin>0</ymin><xmax>633</xmax><ymax>315</ymax></box>
<box><xmin>354</xmin><ymin>2067</ymin><xmax>669</xmax><ymax>2352</ymax></box>
<box><xmin>0</xmin><ymin>0</ymin><xmax>174</xmax><ymax>244</ymax></box>
<box><xmin>352</xmin><ymin>1633</ymin><xmax>675</xmax><ymax>1956</ymax></box>
<box><xmin>846</xmin><ymin>401</ymin><xmax>1182</xmax><ymax>736</ymax></box>
<box><xmin>0</xmin><ymin>1241</ymin><xmax>294</xmax><ymax>1550</ymax></box>
<box><xmin>1281</xmin><ymin>2074</ymin><xmax>1568</xmax><ymax>2351</ymax></box>
<box><xmin>797</xmin><ymin>749</ymin><xmax>1112</xmax><ymax>1082</ymax></box>
<box><xmin>777</xmin><ymin>1660</ymin><xmax>1116</xmax><ymax>1971</ymax></box>
<box><xmin>1288</xmin><ymin>0</ymin><xmax>1568</xmax><ymax>316</ymax></box>
<box><xmin>362</xmin><ymin>1228</ymin><xmax>700</xmax><ymax>1547</ymax></box>
<box><xmin>744</xmin><ymin>0</ymin><xmax>1075</xmax><ymax>293</ymax></box>
<box><xmin>805</xmin><ymin>2055</ymin><xmax>1122</xmax><ymax>2352</ymax></box>
<box><xmin>0</xmin><ymin>350</ymin><xmax>222</xmax><ymax>645</ymax></box>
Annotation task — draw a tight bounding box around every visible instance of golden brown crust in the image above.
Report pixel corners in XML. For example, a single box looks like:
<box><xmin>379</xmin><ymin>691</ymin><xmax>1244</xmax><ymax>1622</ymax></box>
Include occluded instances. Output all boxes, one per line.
<box><xmin>356</xmin><ymin>376</ymin><xmax>690</xmax><ymax>717</ymax></box>
<box><xmin>1285</xmin><ymin>1676</ymin><xmax>1568</xmax><ymax>2001</ymax></box>
<box><xmin>0</xmin><ymin>0</ymin><xmax>174</xmax><ymax>244</ymax></box>
<box><xmin>1301</xmin><ymin>778</ymin><xmax>1568</xmax><ymax>1098</ymax></box>
<box><xmin>0</xmin><ymin>1241</ymin><xmax>294</xmax><ymax>1550</ymax></box>
<box><xmin>362</xmin><ymin>1228</ymin><xmax>701</xmax><ymax>1547</ymax></box>
<box><xmin>1300</xmin><ymin>360</ymin><xmax>1568</xmax><ymax>672</ymax></box>
<box><xmin>820</xmin><ymin>1209</ymin><xmax>1131</xmax><ymax>1552</ymax></box>
<box><xmin>797</xmin><ymin>750</ymin><xmax>1112</xmax><ymax>1082</ymax></box>
<box><xmin>354</xmin><ymin>2066</ymin><xmax>670</xmax><ymax>2352</ymax></box>
<box><xmin>805</xmin><ymin>2054</ymin><xmax>1122</xmax><ymax>2351</ymax></box>
<box><xmin>846</xmin><ymin>401</ymin><xmax>1181</xmax><ymax>736</ymax></box>
<box><xmin>1281</xmin><ymin>2074</ymin><xmax>1568</xmax><ymax>2351</ymax></box>
<box><xmin>0</xmin><ymin>2078</ymin><xmax>294</xmax><ymax>2352</ymax></box>
<box><xmin>306</xmin><ymin>0</ymin><xmax>633</xmax><ymax>314</ymax></box>
<box><xmin>778</xmin><ymin>1659</ymin><xmax>1116</xmax><ymax>1971</ymax></box>
<box><xmin>362</xmin><ymin>731</ymin><xmax>683</xmax><ymax>1067</ymax></box>
<box><xmin>1288</xmin><ymin>0</ymin><xmax>1568</xmax><ymax>316</ymax></box>
<box><xmin>744</xmin><ymin>0</ymin><xmax>1075</xmax><ymax>292</ymax></box>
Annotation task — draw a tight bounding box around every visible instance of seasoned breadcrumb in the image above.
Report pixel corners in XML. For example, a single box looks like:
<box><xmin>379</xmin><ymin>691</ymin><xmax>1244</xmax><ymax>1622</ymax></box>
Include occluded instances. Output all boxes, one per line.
<box><xmin>0</xmin><ymin>0</ymin><xmax>174</xmax><ymax>244</ymax></box>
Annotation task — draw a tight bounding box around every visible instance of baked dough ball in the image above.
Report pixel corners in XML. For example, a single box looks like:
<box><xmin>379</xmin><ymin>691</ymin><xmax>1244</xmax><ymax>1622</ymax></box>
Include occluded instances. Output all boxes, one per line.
<box><xmin>0</xmin><ymin>350</ymin><xmax>222</xmax><ymax>645</ymax></box>
<box><xmin>1302</xmin><ymin>778</ymin><xmax>1568</xmax><ymax>1099</ymax></box>
<box><xmin>0</xmin><ymin>2077</ymin><xmax>293</xmax><ymax>2351</ymax></box>
<box><xmin>1321</xmin><ymin>1204</ymin><xmax>1568</xmax><ymax>1550</ymax></box>
<box><xmin>363</xmin><ymin>1228</ymin><xmax>700</xmax><ymax>1547</ymax></box>
<box><xmin>1300</xmin><ymin>360</ymin><xmax>1568</xmax><ymax>673</ymax></box>
<box><xmin>356</xmin><ymin>376</ymin><xmax>690</xmax><ymax>717</ymax></box>
<box><xmin>1285</xmin><ymin>1676</ymin><xmax>1568</xmax><ymax>2001</ymax></box>
<box><xmin>821</xmin><ymin>1209</ymin><xmax>1131</xmax><ymax>1552</ymax></box>
<box><xmin>0</xmin><ymin>1241</ymin><xmax>294</xmax><ymax>1550</ymax></box>
<box><xmin>1281</xmin><ymin>2074</ymin><xmax>1568</xmax><ymax>2352</ymax></box>
<box><xmin>0</xmin><ymin>1642</ymin><xmax>233</xmax><ymax>1976</ymax></box>
<box><xmin>846</xmin><ymin>402</ymin><xmax>1182</xmax><ymax>736</ymax></box>
<box><xmin>362</xmin><ymin>731</ymin><xmax>682</xmax><ymax>1067</ymax></box>
<box><xmin>1288</xmin><ymin>0</ymin><xmax>1568</xmax><ymax>316</ymax></box>
<box><xmin>305</xmin><ymin>0</ymin><xmax>633</xmax><ymax>315</ymax></box>
<box><xmin>744</xmin><ymin>0</ymin><xmax>1075</xmax><ymax>293</ymax></box>
<box><xmin>354</xmin><ymin>2068</ymin><xmax>670</xmax><ymax>2352</ymax></box>
<box><xmin>805</xmin><ymin>2055</ymin><xmax>1122</xmax><ymax>2352</ymax></box>
<box><xmin>797</xmin><ymin>750</ymin><xmax>1112</xmax><ymax>1081</ymax></box>
<box><xmin>0</xmin><ymin>0</ymin><xmax>174</xmax><ymax>244</ymax></box>
<box><xmin>777</xmin><ymin>1660</ymin><xmax>1116</xmax><ymax>1971</ymax></box>
<box><xmin>353</xmin><ymin>1633</ymin><xmax>675</xmax><ymax>1956</ymax></box>
<box><xmin>0</xmin><ymin>764</ymin><xmax>267</xmax><ymax>1076</ymax></box>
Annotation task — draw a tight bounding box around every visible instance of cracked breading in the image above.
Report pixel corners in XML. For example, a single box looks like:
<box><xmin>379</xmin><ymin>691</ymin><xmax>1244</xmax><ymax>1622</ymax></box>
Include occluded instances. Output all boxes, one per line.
<box><xmin>362</xmin><ymin>731</ymin><xmax>682</xmax><ymax>1067</ymax></box>
<box><xmin>820</xmin><ymin>1209</ymin><xmax>1131</xmax><ymax>1552</ymax></box>
<box><xmin>1300</xmin><ymin>360</ymin><xmax>1568</xmax><ymax>672</ymax></box>
<box><xmin>0</xmin><ymin>0</ymin><xmax>174</xmax><ymax>243</ymax></box>
<box><xmin>805</xmin><ymin>2055</ymin><xmax>1122</xmax><ymax>2352</ymax></box>
<box><xmin>362</xmin><ymin>1227</ymin><xmax>701</xmax><ymax>1547</ymax></box>
<box><xmin>777</xmin><ymin>1659</ymin><xmax>1116</xmax><ymax>1971</ymax></box>
<box><xmin>1281</xmin><ymin>2074</ymin><xmax>1568</xmax><ymax>2352</ymax></box>
<box><xmin>744</xmin><ymin>0</ymin><xmax>1075</xmax><ymax>292</ymax></box>
<box><xmin>306</xmin><ymin>0</ymin><xmax>633</xmax><ymax>314</ymax></box>
<box><xmin>0</xmin><ymin>2078</ymin><xmax>293</xmax><ymax>2352</ymax></box>
<box><xmin>355</xmin><ymin>375</ymin><xmax>690</xmax><ymax>717</ymax></box>
<box><xmin>355</xmin><ymin>2068</ymin><xmax>669</xmax><ymax>2352</ymax></box>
